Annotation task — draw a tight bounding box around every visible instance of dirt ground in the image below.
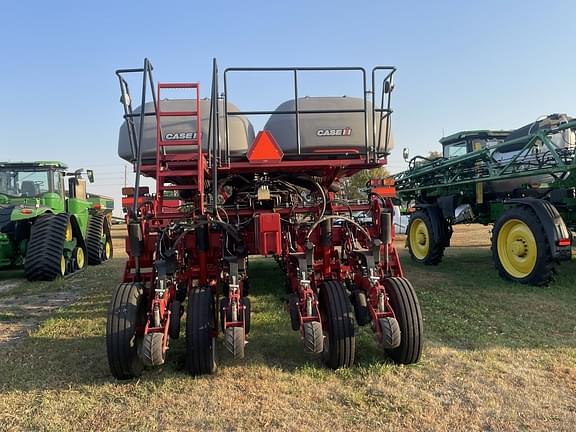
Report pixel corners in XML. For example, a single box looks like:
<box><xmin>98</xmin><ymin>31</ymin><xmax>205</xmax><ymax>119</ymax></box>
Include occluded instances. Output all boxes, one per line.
<box><xmin>0</xmin><ymin>225</ymin><xmax>128</xmax><ymax>345</ymax></box>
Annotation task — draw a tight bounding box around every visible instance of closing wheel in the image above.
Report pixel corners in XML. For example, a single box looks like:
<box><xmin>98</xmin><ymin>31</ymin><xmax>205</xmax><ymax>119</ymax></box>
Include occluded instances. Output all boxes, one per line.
<box><xmin>407</xmin><ymin>209</ymin><xmax>446</xmax><ymax>265</ymax></box>
<box><xmin>139</xmin><ymin>332</ymin><xmax>166</xmax><ymax>367</ymax></box>
<box><xmin>320</xmin><ymin>280</ymin><xmax>355</xmax><ymax>369</ymax></box>
<box><xmin>106</xmin><ymin>282</ymin><xmax>145</xmax><ymax>380</ymax></box>
<box><xmin>379</xmin><ymin>317</ymin><xmax>401</xmax><ymax>349</ymax></box>
<box><xmin>186</xmin><ymin>287</ymin><xmax>217</xmax><ymax>376</ymax></box>
<box><xmin>492</xmin><ymin>207</ymin><xmax>555</xmax><ymax>285</ymax></box>
<box><xmin>382</xmin><ymin>277</ymin><xmax>423</xmax><ymax>364</ymax></box>
<box><xmin>224</xmin><ymin>326</ymin><xmax>245</xmax><ymax>359</ymax></box>
<box><xmin>303</xmin><ymin>321</ymin><xmax>324</xmax><ymax>354</ymax></box>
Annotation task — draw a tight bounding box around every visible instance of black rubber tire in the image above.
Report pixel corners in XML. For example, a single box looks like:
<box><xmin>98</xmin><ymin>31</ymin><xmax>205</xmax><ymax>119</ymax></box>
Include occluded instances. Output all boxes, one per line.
<box><xmin>219</xmin><ymin>297</ymin><xmax>229</xmax><ymax>333</ymax></box>
<box><xmin>492</xmin><ymin>206</ymin><xmax>555</xmax><ymax>286</ymax></box>
<box><xmin>382</xmin><ymin>277</ymin><xmax>423</xmax><ymax>364</ymax></box>
<box><xmin>379</xmin><ymin>317</ymin><xmax>401</xmax><ymax>349</ymax></box>
<box><xmin>186</xmin><ymin>287</ymin><xmax>217</xmax><ymax>376</ymax></box>
<box><xmin>352</xmin><ymin>290</ymin><xmax>370</xmax><ymax>326</ymax></box>
<box><xmin>303</xmin><ymin>321</ymin><xmax>324</xmax><ymax>354</ymax></box>
<box><xmin>106</xmin><ymin>282</ymin><xmax>145</xmax><ymax>380</ymax></box>
<box><xmin>289</xmin><ymin>293</ymin><xmax>300</xmax><ymax>331</ymax></box>
<box><xmin>168</xmin><ymin>300</ymin><xmax>182</xmax><ymax>339</ymax></box>
<box><xmin>224</xmin><ymin>326</ymin><xmax>245</xmax><ymax>359</ymax></box>
<box><xmin>407</xmin><ymin>209</ymin><xmax>446</xmax><ymax>265</ymax></box>
<box><xmin>86</xmin><ymin>213</ymin><xmax>113</xmax><ymax>265</ymax></box>
<box><xmin>139</xmin><ymin>332</ymin><xmax>165</xmax><ymax>367</ymax></box>
<box><xmin>320</xmin><ymin>280</ymin><xmax>355</xmax><ymax>369</ymax></box>
<box><xmin>24</xmin><ymin>213</ymin><xmax>68</xmax><ymax>281</ymax></box>
<box><xmin>241</xmin><ymin>297</ymin><xmax>251</xmax><ymax>334</ymax></box>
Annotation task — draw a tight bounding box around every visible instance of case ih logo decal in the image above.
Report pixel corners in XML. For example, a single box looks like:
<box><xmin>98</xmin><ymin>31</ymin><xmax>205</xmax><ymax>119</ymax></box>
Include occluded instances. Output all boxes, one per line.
<box><xmin>316</xmin><ymin>127</ymin><xmax>352</xmax><ymax>137</ymax></box>
<box><xmin>164</xmin><ymin>132</ymin><xmax>197</xmax><ymax>140</ymax></box>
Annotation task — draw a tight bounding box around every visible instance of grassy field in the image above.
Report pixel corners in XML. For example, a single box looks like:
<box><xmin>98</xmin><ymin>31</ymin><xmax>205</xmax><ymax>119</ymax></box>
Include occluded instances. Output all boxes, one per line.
<box><xmin>0</xmin><ymin>225</ymin><xmax>575</xmax><ymax>431</ymax></box>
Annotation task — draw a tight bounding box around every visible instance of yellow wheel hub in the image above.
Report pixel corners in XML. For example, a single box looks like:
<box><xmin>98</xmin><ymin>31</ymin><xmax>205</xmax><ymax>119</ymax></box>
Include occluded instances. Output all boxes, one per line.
<box><xmin>60</xmin><ymin>255</ymin><xmax>66</xmax><ymax>276</ymax></box>
<box><xmin>76</xmin><ymin>248</ymin><xmax>85</xmax><ymax>269</ymax></box>
<box><xmin>497</xmin><ymin>219</ymin><xmax>537</xmax><ymax>279</ymax></box>
<box><xmin>409</xmin><ymin>218</ymin><xmax>430</xmax><ymax>260</ymax></box>
<box><xmin>65</xmin><ymin>222</ymin><xmax>73</xmax><ymax>242</ymax></box>
<box><xmin>104</xmin><ymin>241</ymin><xmax>111</xmax><ymax>260</ymax></box>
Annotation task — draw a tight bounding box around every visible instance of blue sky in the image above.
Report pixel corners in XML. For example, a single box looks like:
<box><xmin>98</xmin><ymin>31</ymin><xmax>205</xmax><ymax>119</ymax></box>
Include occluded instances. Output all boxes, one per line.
<box><xmin>1</xmin><ymin>1</ymin><xmax>574</xmax><ymax>215</ymax></box>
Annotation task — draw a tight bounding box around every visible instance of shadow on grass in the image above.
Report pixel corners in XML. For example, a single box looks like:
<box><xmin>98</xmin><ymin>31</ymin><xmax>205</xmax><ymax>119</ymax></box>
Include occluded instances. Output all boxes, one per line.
<box><xmin>1</xmin><ymin>254</ymin><xmax>575</xmax><ymax>392</ymax></box>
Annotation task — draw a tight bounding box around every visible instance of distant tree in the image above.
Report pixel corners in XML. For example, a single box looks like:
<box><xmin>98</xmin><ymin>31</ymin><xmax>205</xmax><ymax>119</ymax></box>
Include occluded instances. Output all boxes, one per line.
<box><xmin>341</xmin><ymin>167</ymin><xmax>389</xmax><ymax>201</ymax></box>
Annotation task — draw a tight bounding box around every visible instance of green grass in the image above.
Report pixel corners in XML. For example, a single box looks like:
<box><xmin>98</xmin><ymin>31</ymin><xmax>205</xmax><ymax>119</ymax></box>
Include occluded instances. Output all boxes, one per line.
<box><xmin>0</xmin><ymin>247</ymin><xmax>575</xmax><ymax>431</ymax></box>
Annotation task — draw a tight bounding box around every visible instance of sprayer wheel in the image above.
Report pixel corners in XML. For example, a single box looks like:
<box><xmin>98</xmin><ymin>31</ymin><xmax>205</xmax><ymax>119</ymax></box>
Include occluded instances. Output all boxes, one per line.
<box><xmin>407</xmin><ymin>209</ymin><xmax>446</xmax><ymax>265</ymax></box>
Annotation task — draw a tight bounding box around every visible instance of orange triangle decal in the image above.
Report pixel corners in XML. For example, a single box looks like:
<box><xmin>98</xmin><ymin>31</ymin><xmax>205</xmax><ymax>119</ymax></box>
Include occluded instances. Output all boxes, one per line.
<box><xmin>247</xmin><ymin>131</ymin><xmax>284</xmax><ymax>163</ymax></box>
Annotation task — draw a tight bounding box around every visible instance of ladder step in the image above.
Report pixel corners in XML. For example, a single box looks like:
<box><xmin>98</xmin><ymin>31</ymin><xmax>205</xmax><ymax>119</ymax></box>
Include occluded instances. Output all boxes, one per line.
<box><xmin>158</xmin><ymin>140</ymin><xmax>200</xmax><ymax>146</ymax></box>
<box><xmin>161</xmin><ymin>185</ymin><xmax>198</xmax><ymax>191</ymax></box>
<box><xmin>158</xmin><ymin>83</ymin><xmax>199</xmax><ymax>89</ymax></box>
<box><xmin>160</xmin><ymin>154</ymin><xmax>201</xmax><ymax>162</ymax></box>
<box><xmin>157</xmin><ymin>170</ymin><xmax>198</xmax><ymax>177</ymax></box>
<box><xmin>157</xmin><ymin>111</ymin><xmax>198</xmax><ymax>117</ymax></box>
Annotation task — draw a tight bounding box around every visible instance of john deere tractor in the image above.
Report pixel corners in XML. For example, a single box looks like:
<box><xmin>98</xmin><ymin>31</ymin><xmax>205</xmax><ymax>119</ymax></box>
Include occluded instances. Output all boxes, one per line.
<box><xmin>0</xmin><ymin>161</ymin><xmax>114</xmax><ymax>280</ymax></box>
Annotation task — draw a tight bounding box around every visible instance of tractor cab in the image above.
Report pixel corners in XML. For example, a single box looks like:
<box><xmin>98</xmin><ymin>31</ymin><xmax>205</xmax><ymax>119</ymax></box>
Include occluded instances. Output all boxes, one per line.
<box><xmin>0</xmin><ymin>161</ymin><xmax>68</xmax><ymax>208</ymax></box>
<box><xmin>439</xmin><ymin>130</ymin><xmax>511</xmax><ymax>158</ymax></box>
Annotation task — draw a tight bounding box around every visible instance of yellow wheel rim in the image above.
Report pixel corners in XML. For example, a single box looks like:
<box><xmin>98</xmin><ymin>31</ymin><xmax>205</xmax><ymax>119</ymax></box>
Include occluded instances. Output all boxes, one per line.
<box><xmin>60</xmin><ymin>255</ymin><xmax>66</xmax><ymax>276</ymax></box>
<box><xmin>76</xmin><ymin>248</ymin><xmax>85</xmax><ymax>269</ymax></box>
<box><xmin>409</xmin><ymin>218</ymin><xmax>430</xmax><ymax>260</ymax></box>
<box><xmin>65</xmin><ymin>222</ymin><xmax>73</xmax><ymax>242</ymax></box>
<box><xmin>104</xmin><ymin>241</ymin><xmax>111</xmax><ymax>260</ymax></box>
<box><xmin>497</xmin><ymin>219</ymin><xmax>537</xmax><ymax>279</ymax></box>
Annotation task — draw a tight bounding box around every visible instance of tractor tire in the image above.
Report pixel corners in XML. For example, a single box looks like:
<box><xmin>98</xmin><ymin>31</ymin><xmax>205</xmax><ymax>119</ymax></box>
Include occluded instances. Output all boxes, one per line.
<box><xmin>139</xmin><ymin>332</ymin><xmax>166</xmax><ymax>367</ymax></box>
<box><xmin>382</xmin><ymin>277</ymin><xmax>423</xmax><ymax>364</ymax></box>
<box><xmin>24</xmin><ymin>213</ymin><xmax>69</xmax><ymax>281</ymax></box>
<box><xmin>379</xmin><ymin>317</ymin><xmax>401</xmax><ymax>349</ymax></box>
<box><xmin>224</xmin><ymin>326</ymin><xmax>245</xmax><ymax>359</ymax></box>
<box><xmin>86</xmin><ymin>213</ymin><xmax>113</xmax><ymax>265</ymax></box>
<box><xmin>289</xmin><ymin>293</ymin><xmax>300</xmax><ymax>331</ymax></box>
<box><xmin>407</xmin><ymin>209</ymin><xmax>446</xmax><ymax>265</ymax></box>
<box><xmin>492</xmin><ymin>206</ymin><xmax>555</xmax><ymax>286</ymax></box>
<box><xmin>320</xmin><ymin>280</ymin><xmax>355</xmax><ymax>369</ymax></box>
<box><xmin>106</xmin><ymin>282</ymin><xmax>145</xmax><ymax>380</ymax></box>
<box><xmin>186</xmin><ymin>287</ymin><xmax>217</xmax><ymax>376</ymax></box>
<box><xmin>303</xmin><ymin>321</ymin><xmax>324</xmax><ymax>354</ymax></box>
<box><xmin>168</xmin><ymin>300</ymin><xmax>182</xmax><ymax>339</ymax></box>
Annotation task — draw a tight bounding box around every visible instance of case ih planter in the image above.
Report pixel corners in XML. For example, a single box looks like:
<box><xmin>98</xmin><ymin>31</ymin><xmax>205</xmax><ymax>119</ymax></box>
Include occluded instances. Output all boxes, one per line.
<box><xmin>106</xmin><ymin>59</ymin><xmax>422</xmax><ymax>378</ymax></box>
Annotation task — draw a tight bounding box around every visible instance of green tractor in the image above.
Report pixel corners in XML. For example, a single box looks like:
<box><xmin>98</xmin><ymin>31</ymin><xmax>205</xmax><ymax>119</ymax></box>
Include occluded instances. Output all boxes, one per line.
<box><xmin>0</xmin><ymin>161</ymin><xmax>114</xmax><ymax>280</ymax></box>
